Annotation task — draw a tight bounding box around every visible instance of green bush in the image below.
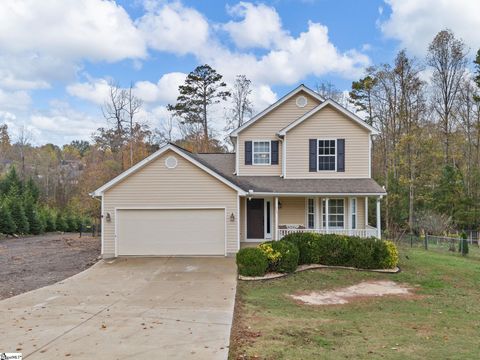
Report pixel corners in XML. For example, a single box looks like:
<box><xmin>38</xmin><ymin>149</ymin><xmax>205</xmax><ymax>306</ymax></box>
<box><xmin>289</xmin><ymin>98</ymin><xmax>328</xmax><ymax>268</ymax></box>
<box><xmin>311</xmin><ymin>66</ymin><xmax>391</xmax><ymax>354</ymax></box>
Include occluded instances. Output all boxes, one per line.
<box><xmin>258</xmin><ymin>242</ymin><xmax>281</xmax><ymax>271</ymax></box>
<box><xmin>0</xmin><ymin>203</ymin><xmax>16</xmax><ymax>234</ymax></box>
<box><xmin>281</xmin><ymin>232</ymin><xmax>319</xmax><ymax>264</ymax></box>
<box><xmin>283</xmin><ymin>234</ymin><xmax>398</xmax><ymax>270</ymax></box>
<box><xmin>56</xmin><ymin>214</ymin><xmax>67</xmax><ymax>232</ymax></box>
<box><xmin>261</xmin><ymin>240</ymin><xmax>299</xmax><ymax>273</ymax></box>
<box><xmin>236</xmin><ymin>247</ymin><xmax>269</xmax><ymax>277</ymax></box>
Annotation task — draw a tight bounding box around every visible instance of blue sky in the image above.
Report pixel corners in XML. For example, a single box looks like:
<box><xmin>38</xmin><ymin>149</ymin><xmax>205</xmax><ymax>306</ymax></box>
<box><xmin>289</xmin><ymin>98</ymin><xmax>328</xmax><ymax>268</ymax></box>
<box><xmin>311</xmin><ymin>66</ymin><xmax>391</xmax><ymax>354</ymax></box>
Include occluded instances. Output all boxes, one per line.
<box><xmin>0</xmin><ymin>0</ymin><xmax>478</xmax><ymax>145</ymax></box>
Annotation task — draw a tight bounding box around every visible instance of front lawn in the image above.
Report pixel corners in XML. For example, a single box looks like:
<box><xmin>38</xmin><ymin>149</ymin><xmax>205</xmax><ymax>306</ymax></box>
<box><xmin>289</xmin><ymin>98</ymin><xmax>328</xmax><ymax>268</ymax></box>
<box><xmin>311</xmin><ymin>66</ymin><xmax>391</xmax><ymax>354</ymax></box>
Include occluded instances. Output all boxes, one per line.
<box><xmin>229</xmin><ymin>247</ymin><xmax>480</xmax><ymax>359</ymax></box>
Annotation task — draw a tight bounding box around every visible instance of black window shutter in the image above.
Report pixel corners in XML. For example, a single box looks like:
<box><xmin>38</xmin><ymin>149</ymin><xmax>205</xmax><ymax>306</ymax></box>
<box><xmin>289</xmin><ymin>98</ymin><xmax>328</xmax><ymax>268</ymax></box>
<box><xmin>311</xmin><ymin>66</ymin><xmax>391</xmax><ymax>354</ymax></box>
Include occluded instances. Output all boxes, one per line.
<box><xmin>245</xmin><ymin>141</ymin><xmax>252</xmax><ymax>165</ymax></box>
<box><xmin>337</xmin><ymin>139</ymin><xmax>345</xmax><ymax>172</ymax></box>
<box><xmin>271</xmin><ymin>141</ymin><xmax>279</xmax><ymax>165</ymax></box>
<box><xmin>309</xmin><ymin>139</ymin><xmax>317</xmax><ymax>172</ymax></box>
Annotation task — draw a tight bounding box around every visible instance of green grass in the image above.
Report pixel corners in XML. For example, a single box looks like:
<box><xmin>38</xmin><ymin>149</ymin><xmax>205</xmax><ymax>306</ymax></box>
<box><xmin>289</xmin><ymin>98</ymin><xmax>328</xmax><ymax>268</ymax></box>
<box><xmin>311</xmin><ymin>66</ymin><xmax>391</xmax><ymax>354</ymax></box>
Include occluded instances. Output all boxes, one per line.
<box><xmin>229</xmin><ymin>248</ymin><xmax>480</xmax><ymax>359</ymax></box>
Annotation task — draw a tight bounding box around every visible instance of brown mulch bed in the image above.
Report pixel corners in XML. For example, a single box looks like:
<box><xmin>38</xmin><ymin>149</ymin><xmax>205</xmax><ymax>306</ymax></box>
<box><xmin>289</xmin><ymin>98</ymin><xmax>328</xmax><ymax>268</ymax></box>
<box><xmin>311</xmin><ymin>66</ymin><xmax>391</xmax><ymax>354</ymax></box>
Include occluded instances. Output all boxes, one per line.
<box><xmin>0</xmin><ymin>232</ymin><xmax>100</xmax><ymax>299</ymax></box>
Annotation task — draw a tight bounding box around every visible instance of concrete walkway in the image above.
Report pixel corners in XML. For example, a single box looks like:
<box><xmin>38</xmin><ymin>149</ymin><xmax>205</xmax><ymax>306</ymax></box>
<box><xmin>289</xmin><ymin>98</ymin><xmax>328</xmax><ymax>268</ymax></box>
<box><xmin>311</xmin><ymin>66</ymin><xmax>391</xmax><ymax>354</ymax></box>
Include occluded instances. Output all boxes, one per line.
<box><xmin>0</xmin><ymin>257</ymin><xmax>237</xmax><ymax>359</ymax></box>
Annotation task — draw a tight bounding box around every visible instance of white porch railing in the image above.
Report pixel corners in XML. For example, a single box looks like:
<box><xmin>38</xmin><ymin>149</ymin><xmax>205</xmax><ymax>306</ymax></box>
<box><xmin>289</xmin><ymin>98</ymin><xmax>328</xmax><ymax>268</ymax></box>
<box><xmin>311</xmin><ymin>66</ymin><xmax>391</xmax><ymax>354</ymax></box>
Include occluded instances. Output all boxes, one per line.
<box><xmin>278</xmin><ymin>228</ymin><xmax>378</xmax><ymax>239</ymax></box>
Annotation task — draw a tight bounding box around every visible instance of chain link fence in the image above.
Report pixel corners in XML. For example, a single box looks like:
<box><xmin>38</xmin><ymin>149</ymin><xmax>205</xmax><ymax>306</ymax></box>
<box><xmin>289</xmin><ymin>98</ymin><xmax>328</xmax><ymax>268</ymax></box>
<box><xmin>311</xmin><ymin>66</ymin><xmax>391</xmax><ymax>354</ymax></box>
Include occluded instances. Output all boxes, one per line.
<box><xmin>392</xmin><ymin>233</ymin><xmax>480</xmax><ymax>259</ymax></box>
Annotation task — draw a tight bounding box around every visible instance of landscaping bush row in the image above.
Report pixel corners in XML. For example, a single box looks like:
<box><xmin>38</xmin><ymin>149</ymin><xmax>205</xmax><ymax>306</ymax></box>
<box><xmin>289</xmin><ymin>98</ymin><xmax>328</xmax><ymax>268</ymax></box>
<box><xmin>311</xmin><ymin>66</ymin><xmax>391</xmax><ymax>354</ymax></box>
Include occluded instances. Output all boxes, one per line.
<box><xmin>236</xmin><ymin>233</ymin><xmax>399</xmax><ymax>277</ymax></box>
<box><xmin>0</xmin><ymin>167</ymin><xmax>92</xmax><ymax>236</ymax></box>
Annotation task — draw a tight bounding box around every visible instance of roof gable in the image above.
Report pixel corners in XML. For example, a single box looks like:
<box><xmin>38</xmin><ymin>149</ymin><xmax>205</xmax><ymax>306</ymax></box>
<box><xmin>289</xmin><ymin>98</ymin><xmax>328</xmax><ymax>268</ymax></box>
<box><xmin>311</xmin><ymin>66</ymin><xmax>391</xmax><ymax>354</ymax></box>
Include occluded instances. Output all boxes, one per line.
<box><xmin>91</xmin><ymin>144</ymin><xmax>246</xmax><ymax>196</ymax></box>
<box><xmin>229</xmin><ymin>84</ymin><xmax>324</xmax><ymax>137</ymax></box>
<box><xmin>278</xmin><ymin>99</ymin><xmax>379</xmax><ymax>136</ymax></box>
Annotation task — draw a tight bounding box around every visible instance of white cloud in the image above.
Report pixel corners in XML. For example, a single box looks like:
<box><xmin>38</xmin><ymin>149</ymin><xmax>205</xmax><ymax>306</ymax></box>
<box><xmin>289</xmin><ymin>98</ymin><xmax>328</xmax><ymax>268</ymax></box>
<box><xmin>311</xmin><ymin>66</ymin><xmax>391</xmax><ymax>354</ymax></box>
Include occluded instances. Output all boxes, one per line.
<box><xmin>136</xmin><ymin>1</ymin><xmax>210</xmax><ymax>56</ymax></box>
<box><xmin>0</xmin><ymin>0</ymin><xmax>146</xmax><ymax>91</ymax></box>
<box><xmin>29</xmin><ymin>102</ymin><xmax>99</xmax><ymax>144</ymax></box>
<box><xmin>66</xmin><ymin>78</ymin><xmax>111</xmax><ymax>105</ymax></box>
<box><xmin>134</xmin><ymin>72</ymin><xmax>186</xmax><ymax>104</ymax></box>
<box><xmin>381</xmin><ymin>0</ymin><xmax>480</xmax><ymax>55</ymax></box>
<box><xmin>223</xmin><ymin>2</ymin><xmax>286</xmax><ymax>49</ymax></box>
<box><xmin>0</xmin><ymin>89</ymin><xmax>31</xmax><ymax>111</ymax></box>
<box><xmin>67</xmin><ymin>72</ymin><xmax>186</xmax><ymax>106</ymax></box>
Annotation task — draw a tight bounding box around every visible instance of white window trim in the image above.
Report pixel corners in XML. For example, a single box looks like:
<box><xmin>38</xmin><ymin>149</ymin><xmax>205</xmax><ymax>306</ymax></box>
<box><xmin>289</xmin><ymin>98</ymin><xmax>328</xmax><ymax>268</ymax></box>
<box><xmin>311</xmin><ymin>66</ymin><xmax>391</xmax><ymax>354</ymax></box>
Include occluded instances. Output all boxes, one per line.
<box><xmin>322</xmin><ymin>198</ymin><xmax>345</xmax><ymax>229</ymax></box>
<box><xmin>350</xmin><ymin>197</ymin><xmax>357</xmax><ymax>230</ymax></box>
<box><xmin>305</xmin><ymin>198</ymin><xmax>316</xmax><ymax>229</ymax></box>
<box><xmin>317</xmin><ymin>138</ymin><xmax>337</xmax><ymax>172</ymax></box>
<box><xmin>252</xmin><ymin>140</ymin><xmax>271</xmax><ymax>166</ymax></box>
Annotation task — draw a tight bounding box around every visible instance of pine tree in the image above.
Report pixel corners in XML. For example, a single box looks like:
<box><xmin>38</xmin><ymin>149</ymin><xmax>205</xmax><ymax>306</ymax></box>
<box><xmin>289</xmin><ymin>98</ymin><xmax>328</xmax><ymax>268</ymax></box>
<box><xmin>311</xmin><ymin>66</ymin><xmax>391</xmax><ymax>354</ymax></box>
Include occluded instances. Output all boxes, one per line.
<box><xmin>7</xmin><ymin>197</ymin><xmax>29</xmax><ymax>234</ymax></box>
<box><xmin>0</xmin><ymin>203</ymin><xmax>16</xmax><ymax>234</ymax></box>
<box><xmin>56</xmin><ymin>213</ymin><xmax>67</xmax><ymax>232</ymax></box>
<box><xmin>168</xmin><ymin>64</ymin><xmax>230</xmax><ymax>151</ymax></box>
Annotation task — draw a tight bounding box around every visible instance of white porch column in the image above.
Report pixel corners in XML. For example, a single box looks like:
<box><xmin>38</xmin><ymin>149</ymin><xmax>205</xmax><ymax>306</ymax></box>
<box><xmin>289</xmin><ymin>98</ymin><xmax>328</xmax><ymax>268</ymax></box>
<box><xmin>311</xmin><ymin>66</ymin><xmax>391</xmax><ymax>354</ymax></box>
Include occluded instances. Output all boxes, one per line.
<box><xmin>364</xmin><ymin>196</ymin><xmax>368</xmax><ymax>227</ymax></box>
<box><xmin>325</xmin><ymin>198</ymin><xmax>329</xmax><ymax>232</ymax></box>
<box><xmin>376</xmin><ymin>196</ymin><xmax>381</xmax><ymax>239</ymax></box>
<box><xmin>275</xmin><ymin>196</ymin><xmax>279</xmax><ymax>240</ymax></box>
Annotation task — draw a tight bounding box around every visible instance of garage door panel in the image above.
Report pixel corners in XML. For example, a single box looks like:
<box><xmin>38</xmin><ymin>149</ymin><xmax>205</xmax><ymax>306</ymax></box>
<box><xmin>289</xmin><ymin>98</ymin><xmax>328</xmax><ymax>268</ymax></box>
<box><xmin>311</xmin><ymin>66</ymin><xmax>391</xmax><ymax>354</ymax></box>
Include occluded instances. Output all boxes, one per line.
<box><xmin>117</xmin><ymin>209</ymin><xmax>225</xmax><ymax>256</ymax></box>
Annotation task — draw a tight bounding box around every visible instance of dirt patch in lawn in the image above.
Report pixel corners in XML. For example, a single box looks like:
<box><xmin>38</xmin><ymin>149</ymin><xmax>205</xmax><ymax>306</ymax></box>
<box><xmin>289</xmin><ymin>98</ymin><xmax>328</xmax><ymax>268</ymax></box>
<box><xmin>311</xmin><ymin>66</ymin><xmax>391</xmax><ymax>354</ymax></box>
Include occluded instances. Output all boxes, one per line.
<box><xmin>290</xmin><ymin>280</ymin><xmax>413</xmax><ymax>305</ymax></box>
<box><xmin>0</xmin><ymin>233</ymin><xmax>100</xmax><ymax>299</ymax></box>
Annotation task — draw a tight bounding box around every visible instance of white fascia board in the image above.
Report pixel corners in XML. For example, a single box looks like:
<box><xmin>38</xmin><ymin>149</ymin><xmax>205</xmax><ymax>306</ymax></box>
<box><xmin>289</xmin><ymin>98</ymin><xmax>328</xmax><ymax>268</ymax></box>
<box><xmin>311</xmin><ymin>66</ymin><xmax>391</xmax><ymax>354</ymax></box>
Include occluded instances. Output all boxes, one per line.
<box><xmin>229</xmin><ymin>84</ymin><xmax>324</xmax><ymax>137</ymax></box>
<box><xmin>278</xmin><ymin>99</ymin><xmax>379</xmax><ymax>136</ymax></box>
<box><xmin>91</xmin><ymin>144</ymin><xmax>247</xmax><ymax>196</ymax></box>
<box><xmin>243</xmin><ymin>192</ymin><xmax>387</xmax><ymax>197</ymax></box>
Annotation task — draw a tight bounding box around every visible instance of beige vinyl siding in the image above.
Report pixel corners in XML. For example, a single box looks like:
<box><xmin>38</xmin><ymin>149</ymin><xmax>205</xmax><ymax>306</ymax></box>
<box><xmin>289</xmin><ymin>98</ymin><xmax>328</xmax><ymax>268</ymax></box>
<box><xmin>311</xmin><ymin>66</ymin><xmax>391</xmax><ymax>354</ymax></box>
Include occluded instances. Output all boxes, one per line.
<box><xmin>278</xmin><ymin>197</ymin><xmax>305</xmax><ymax>226</ymax></box>
<box><xmin>286</xmin><ymin>105</ymin><xmax>370</xmax><ymax>178</ymax></box>
<box><xmin>102</xmin><ymin>150</ymin><xmax>238</xmax><ymax>257</ymax></box>
<box><xmin>238</xmin><ymin>91</ymin><xmax>320</xmax><ymax>176</ymax></box>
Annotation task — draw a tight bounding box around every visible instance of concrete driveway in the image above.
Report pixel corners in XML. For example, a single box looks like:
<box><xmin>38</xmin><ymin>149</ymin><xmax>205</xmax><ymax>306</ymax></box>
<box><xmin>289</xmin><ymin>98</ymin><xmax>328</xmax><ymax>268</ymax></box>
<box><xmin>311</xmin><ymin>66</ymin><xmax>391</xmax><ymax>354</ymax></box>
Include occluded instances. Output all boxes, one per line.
<box><xmin>0</xmin><ymin>257</ymin><xmax>237</xmax><ymax>359</ymax></box>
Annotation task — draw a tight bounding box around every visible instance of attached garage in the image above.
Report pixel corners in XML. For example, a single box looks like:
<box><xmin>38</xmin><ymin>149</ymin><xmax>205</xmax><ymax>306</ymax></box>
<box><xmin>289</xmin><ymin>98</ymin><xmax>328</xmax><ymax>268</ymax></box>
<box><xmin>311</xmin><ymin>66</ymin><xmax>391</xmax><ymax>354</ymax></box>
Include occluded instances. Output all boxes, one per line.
<box><xmin>116</xmin><ymin>208</ymin><xmax>226</xmax><ymax>256</ymax></box>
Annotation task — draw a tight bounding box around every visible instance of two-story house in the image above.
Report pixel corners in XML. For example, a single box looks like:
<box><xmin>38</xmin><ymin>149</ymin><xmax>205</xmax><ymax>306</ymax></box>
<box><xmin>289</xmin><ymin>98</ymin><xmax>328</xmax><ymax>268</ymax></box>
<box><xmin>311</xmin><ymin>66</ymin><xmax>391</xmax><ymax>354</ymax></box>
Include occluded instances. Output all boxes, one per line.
<box><xmin>92</xmin><ymin>85</ymin><xmax>386</xmax><ymax>258</ymax></box>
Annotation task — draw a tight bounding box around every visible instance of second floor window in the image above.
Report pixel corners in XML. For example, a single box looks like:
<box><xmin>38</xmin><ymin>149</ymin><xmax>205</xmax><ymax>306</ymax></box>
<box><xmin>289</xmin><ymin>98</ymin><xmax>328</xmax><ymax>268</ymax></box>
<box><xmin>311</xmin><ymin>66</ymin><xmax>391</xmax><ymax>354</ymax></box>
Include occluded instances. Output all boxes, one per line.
<box><xmin>253</xmin><ymin>141</ymin><xmax>271</xmax><ymax>165</ymax></box>
<box><xmin>318</xmin><ymin>139</ymin><xmax>336</xmax><ymax>171</ymax></box>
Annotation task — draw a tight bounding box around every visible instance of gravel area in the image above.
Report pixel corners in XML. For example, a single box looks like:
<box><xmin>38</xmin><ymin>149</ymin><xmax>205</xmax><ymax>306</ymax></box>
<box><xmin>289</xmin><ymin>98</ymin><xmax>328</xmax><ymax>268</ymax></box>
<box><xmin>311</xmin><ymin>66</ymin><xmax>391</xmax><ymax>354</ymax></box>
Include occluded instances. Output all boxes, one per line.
<box><xmin>0</xmin><ymin>233</ymin><xmax>100</xmax><ymax>299</ymax></box>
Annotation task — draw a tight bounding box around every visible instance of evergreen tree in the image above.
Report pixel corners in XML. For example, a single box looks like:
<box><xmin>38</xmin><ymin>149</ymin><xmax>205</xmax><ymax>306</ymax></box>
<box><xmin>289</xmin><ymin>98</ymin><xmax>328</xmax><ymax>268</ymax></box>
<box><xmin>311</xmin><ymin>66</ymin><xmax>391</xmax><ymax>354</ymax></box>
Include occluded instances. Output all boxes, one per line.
<box><xmin>56</xmin><ymin>213</ymin><xmax>67</xmax><ymax>232</ymax></box>
<box><xmin>168</xmin><ymin>64</ymin><xmax>230</xmax><ymax>151</ymax></box>
<box><xmin>0</xmin><ymin>203</ymin><xmax>16</xmax><ymax>234</ymax></box>
<box><xmin>7</xmin><ymin>197</ymin><xmax>29</xmax><ymax>234</ymax></box>
<box><xmin>0</xmin><ymin>166</ymin><xmax>22</xmax><ymax>196</ymax></box>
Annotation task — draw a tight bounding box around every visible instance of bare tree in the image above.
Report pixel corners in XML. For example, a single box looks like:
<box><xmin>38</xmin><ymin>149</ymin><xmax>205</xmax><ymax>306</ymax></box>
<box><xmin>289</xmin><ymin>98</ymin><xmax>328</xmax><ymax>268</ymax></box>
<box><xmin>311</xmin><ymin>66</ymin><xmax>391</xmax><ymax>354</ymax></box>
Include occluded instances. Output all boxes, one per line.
<box><xmin>427</xmin><ymin>29</ymin><xmax>468</xmax><ymax>163</ymax></box>
<box><xmin>155</xmin><ymin>114</ymin><xmax>177</xmax><ymax>145</ymax></box>
<box><xmin>125</xmin><ymin>83</ymin><xmax>143</xmax><ymax>167</ymax></box>
<box><xmin>102</xmin><ymin>82</ymin><xmax>128</xmax><ymax>169</ymax></box>
<box><xmin>225</xmin><ymin>75</ymin><xmax>253</xmax><ymax>133</ymax></box>
<box><xmin>16</xmin><ymin>125</ymin><xmax>32</xmax><ymax>180</ymax></box>
<box><xmin>315</xmin><ymin>81</ymin><xmax>349</xmax><ymax>107</ymax></box>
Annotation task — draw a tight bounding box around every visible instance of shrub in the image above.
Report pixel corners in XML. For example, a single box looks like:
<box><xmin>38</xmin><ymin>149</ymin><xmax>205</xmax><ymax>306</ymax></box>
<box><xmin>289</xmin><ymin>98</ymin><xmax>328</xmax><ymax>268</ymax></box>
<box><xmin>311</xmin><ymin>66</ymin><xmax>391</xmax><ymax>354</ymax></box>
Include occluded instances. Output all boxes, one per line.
<box><xmin>56</xmin><ymin>214</ymin><xmax>67</xmax><ymax>232</ymax></box>
<box><xmin>379</xmin><ymin>240</ymin><xmax>399</xmax><ymax>268</ymax></box>
<box><xmin>261</xmin><ymin>240</ymin><xmax>299</xmax><ymax>273</ymax></box>
<box><xmin>0</xmin><ymin>204</ymin><xmax>16</xmax><ymax>234</ymax></box>
<box><xmin>281</xmin><ymin>232</ymin><xmax>320</xmax><ymax>264</ymax></box>
<box><xmin>236</xmin><ymin>247</ymin><xmax>269</xmax><ymax>277</ymax></box>
<box><xmin>258</xmin><ymin>242</ymin><xmax>281</xmax><ymax>271</ymax></box>
<box><xmin>288</xmin><ymin>233</ymin><xmax>399</xmax><ymax>270</ymax></box>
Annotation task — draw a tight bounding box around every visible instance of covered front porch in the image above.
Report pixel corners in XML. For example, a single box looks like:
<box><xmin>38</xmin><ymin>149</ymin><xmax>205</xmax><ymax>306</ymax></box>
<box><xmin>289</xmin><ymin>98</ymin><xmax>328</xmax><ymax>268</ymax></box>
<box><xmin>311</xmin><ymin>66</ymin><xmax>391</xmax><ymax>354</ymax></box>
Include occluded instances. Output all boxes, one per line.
<box><xmin>240</xmin><ymin>195</ymin><xmax>382</xmax><ymax>244</ymax></box>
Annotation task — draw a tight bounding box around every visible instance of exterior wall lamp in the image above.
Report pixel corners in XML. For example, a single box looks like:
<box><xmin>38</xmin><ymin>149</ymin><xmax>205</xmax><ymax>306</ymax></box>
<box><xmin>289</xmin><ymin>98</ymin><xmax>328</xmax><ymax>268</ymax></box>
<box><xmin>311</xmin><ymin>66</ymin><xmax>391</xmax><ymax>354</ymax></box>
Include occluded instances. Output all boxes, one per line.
<box><xmin>105</xmin><ymin>213</ymin><xmax>111</xmax><ymax>222</ymax></box>
<box><xmin>230</xmin><ymin>212</ymin><xmax>235</xmax><ymax>222</ymax></box>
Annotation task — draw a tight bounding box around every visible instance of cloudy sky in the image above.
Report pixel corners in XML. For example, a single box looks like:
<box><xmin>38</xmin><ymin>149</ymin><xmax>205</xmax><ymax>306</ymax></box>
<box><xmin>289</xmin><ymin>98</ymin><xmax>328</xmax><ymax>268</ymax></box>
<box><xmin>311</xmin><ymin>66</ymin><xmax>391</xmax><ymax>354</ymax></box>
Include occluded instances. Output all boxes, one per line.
<box><xmin>1</xmin><ymin>0</ymin><xmax>478</xmax><ymax>145</ymax></box>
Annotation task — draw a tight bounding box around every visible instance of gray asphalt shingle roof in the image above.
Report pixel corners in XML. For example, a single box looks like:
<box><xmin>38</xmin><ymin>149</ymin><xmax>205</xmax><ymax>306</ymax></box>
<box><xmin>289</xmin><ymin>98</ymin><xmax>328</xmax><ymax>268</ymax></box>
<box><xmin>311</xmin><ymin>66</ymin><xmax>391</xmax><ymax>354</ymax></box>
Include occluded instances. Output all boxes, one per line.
<box><xmin>172</xmin><ymin>145</ymin><xmax>385</xmax><ymax>195</ymax></box>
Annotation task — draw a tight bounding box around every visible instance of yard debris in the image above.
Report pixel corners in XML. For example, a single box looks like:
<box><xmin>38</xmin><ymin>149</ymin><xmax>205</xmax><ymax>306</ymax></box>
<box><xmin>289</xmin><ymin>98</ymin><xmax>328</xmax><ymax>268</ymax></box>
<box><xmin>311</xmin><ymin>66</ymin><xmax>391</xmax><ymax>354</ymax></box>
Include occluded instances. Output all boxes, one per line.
<box><xmin>291</xmin><ymin>280</ymin><xmax>413</xmax><ymax>305</ymax></box>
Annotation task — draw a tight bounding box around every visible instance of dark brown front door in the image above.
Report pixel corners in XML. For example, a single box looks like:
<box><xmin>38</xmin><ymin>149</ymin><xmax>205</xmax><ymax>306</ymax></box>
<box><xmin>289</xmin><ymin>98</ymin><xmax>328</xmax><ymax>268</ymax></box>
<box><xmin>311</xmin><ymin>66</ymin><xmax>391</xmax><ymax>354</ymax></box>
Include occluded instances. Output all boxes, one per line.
<box><xmin>247</xmin><ymin>199</ymin><xmax>264</xmax><ymax>239</ymax></box>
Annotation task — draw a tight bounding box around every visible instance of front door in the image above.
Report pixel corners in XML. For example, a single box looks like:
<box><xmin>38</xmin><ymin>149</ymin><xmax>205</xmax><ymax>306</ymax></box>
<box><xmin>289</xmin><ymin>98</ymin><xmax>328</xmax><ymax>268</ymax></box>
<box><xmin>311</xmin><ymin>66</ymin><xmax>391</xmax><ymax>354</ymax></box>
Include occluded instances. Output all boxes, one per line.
<box><xmin>247</xmin><ymin>199</ymin><xmax>264</xmax><ymax>239</ymax></box>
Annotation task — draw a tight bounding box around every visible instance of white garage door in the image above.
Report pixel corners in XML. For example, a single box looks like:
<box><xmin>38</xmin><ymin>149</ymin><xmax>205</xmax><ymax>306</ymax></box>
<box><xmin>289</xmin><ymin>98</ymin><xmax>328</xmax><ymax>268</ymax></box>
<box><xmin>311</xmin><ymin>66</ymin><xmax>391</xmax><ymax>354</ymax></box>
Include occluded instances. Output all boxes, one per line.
<box><xmin>116</xmin><ymin>208</ymin><xmax>225</xmax><ymax>256</ymax></box>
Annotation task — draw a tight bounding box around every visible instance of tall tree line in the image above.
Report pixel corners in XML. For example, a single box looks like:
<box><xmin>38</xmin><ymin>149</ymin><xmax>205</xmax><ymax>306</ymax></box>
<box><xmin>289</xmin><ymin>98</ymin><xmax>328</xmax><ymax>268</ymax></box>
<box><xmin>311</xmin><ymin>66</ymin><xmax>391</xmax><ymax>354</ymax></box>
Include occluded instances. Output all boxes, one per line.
<box><xmin>350</xmin><ymin>29</ymin><xmax>480</xmax><ymax>236</ymax></box>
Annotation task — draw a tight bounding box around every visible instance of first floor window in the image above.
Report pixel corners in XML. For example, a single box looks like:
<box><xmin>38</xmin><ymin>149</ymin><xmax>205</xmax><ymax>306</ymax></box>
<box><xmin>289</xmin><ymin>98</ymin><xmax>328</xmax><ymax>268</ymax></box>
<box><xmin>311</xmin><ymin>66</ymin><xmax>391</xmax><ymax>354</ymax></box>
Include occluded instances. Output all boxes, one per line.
<box><xmin>318</xmin><ymin>139</ymin><xmax>336</xmax><ymax>171</ymax></box>
<box><xmin>307</xmin><ymin>198</ymin><xmax>315</xmax><ymax>229</ymax></box>
<box><xmin>322</xmin><ymin>199</ymin><xmax>345</xmax><ymax>229</ymax></box>
<box><xmin>350</xmin><ymin>198</ymin><xmax>357</xmax><ymax>229</ymax></box>
<box><xmin>253</xmin><ymin>141</ymin><xmax>271</xmax><ymax>165</ymax></box>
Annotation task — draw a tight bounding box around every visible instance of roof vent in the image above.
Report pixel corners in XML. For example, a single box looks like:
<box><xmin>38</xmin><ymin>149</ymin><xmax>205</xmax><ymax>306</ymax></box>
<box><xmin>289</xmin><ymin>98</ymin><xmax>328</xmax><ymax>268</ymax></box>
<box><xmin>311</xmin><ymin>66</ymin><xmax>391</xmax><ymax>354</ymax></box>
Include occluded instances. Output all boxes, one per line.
<box><xmin>165</xmin><ymin>156</ymin><xmax>178</xmax><ymax>169</ymax></box>
<box><xmin>296</xmin><ymin>95</ymin><xmax>308</xmax><ymax>108</ymax></box>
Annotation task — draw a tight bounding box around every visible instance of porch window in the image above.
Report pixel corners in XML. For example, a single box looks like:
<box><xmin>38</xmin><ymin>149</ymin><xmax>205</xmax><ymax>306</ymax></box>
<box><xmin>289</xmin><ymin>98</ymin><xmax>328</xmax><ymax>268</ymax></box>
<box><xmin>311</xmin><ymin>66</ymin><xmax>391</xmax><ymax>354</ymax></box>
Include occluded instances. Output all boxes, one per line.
<box><xmin>307</xmin><ymin>198</ymin><xmax>315</xmax><ymax>229</ymax></box>
<box><xmin>322</xmin><ymin>199</ymin><xmax>345</xmax><ymax>229</ymax></box>
<box><xmin>350</xmin><ymin>198</ymin><xmax>357</xmax><ymax>229</ymax></box>
<box><xmin>318</xmin><ymin>139</ymin><xmax>336</xmax><ymax>171</ymax></box>
<box><xmin>253</xmin><ymin>141</ymin><xmax>271</xmax><ymax>165</ymax></box>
